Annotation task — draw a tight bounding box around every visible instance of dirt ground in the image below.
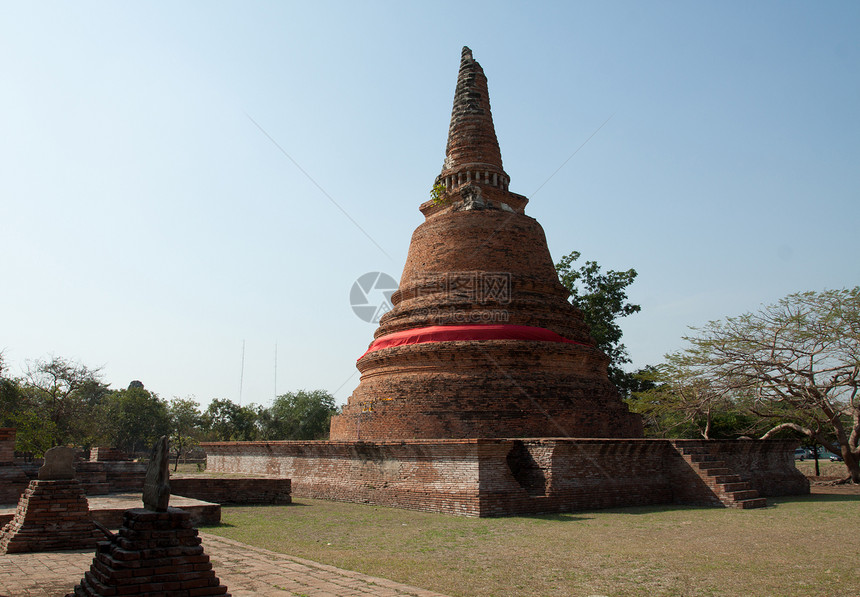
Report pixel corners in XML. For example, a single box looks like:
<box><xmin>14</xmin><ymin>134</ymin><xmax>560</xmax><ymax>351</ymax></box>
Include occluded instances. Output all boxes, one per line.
<box><xmin>809</xmin><ymin>480</ymin><xmax>860</xmax><ymax>495</ymax></box>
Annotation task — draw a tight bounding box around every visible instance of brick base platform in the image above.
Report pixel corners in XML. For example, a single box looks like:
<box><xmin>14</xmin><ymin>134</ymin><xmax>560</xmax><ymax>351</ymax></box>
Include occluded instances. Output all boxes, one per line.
<box><xmin>68</xmin><ymin>507</ymin><xmax>229</xmax><ymax>597</ymax></box>
<box><xmin>0</xmin><ymin>479</ymin><xmax>101</xmax><ymax>553</ymax></box>
<box><xmin>203</xmin><ymin>438</ymin><xmax>809</xmax><ymax>517</ymax></box>
<box><xmin>169</xmin><ymin>477</ymin><xmax>291</xmax><ymax>505</ymax></box>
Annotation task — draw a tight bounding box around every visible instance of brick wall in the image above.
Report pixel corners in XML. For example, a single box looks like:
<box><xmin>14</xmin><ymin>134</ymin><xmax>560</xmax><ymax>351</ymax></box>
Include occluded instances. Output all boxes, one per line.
<box><xmin>4</xmin><ymin>460</ymin><xmax>146</xmax><ymax>504</ymax></box>
<box><xmin>203</xmin><ymin>438</ymin><xmax>808</xmax><ymax>517</ymax></box>
<box><xmin>205</xmin><ymin>440</ymin><xmax>486</xmax><ymax>516</ymax></box>
<box><xmin>73</xmin><ymin>461</ymin><xmax>146</xmax><ymax>495</ymax></box>
<box><xmin>0</xmin><ymin>429</ymin><xmax>29</xmax><ymax>504</ymax></box>
<box><xmin>0</xmin><ymin>467</ymin><xmax>30</xmax><ymax>504</ymax></box>
<box><xmin>0</xmin><ymin>428</ymin><xmax>15</xmax><ymax>464</ymax></box>
<box><xmin>476</xmin><ymin>439</ymin><xmax>675</xmax><ymax>516</ymax></box>
<box><xmin>170</xmin><ymin>478</ymin><xmax>291</xmax><ymax>505</ymax></box>
<box><xmin>89</xmin><ymin>447</ymin><xmax>129</xmax><ymax>462</ymax></box>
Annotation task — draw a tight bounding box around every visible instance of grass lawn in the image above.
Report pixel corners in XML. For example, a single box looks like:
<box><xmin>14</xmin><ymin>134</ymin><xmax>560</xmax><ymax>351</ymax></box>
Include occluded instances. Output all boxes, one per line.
<box><xmin>201</xmin><ymin>485</ymin><xmax>859</xmax><ymax>597</ymax></box>
<box><xmin>793</xmin><ymin>459</ymin><xmax>848</xmax><ymax>479</ymax></box>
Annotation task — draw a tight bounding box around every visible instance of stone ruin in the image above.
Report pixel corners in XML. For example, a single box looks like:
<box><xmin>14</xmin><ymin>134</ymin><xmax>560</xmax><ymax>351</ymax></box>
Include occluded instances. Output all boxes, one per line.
<box><xmin>0</xmin><ymin>428</ymin><xmax>29</xmax><ymax>504</ymax></box>
<box><xmin>202</xmin><ymin>47</ymin><xmax>809</xmax><ymax>516</ymax></box>
<box><xmin>68</xmin><ymin>436</ymin><xmax>230</xmax><ymax>597</ymax></box>
<box><xmin>0</xmin><ymin>430</ymin><xmax>147</xmax><ymax>505</ymax></box>
<box><xmin>329</xmin><ymin>46</ymin><xmax>641</xmax><ymax>441</ymax></box>
<box><xmin>0</xmin><ymin>446</ymin><xmax>101</xmax><ymax>553</ymax></box>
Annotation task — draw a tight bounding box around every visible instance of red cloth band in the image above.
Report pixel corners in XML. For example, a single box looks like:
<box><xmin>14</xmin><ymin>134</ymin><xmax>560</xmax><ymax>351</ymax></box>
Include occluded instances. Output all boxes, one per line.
<box><xmin>359</xmin><ymin>324</ymin><xmax>587</xmax><ymax>360</ymax></box>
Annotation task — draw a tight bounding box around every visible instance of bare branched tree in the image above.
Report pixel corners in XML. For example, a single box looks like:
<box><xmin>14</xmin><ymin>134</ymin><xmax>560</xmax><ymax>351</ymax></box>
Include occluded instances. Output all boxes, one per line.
<box><xmin>676</xmin><ymin>288</ymin><xmax>859</xmax><ymax>482</ymax></box>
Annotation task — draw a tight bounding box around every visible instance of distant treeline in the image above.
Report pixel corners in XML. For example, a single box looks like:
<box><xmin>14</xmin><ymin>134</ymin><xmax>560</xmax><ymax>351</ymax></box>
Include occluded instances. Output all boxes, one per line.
<box><xmin>0</xmin><ymin>355</ymin><xmax>336</xmax><ymax>458</ymax></box>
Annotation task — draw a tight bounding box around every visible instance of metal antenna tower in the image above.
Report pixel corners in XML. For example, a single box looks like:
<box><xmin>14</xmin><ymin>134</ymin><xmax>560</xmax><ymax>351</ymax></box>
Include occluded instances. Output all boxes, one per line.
<box><xmin>273</xmin><ymin>341</ymin><xmax>278</xmax><ymax>403</ymax></box>
<box><xmin>238</xmin><ymin>340</ymin><xmax>245</xmax><ymax>405</ymax></box>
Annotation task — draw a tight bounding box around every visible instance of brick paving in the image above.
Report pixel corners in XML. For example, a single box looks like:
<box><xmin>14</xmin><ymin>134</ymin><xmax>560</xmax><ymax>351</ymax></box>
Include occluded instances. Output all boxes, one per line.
<box><xmin>0</xmin><ymin>532</ymin><xmax>449</xmax><ymax>597</ymax></box>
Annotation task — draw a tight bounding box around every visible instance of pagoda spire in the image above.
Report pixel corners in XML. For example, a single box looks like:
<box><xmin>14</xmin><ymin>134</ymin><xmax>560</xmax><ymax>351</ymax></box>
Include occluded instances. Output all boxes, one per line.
<box><xmin>438</xmin><ymin>47</ymin><xmax>510</xmax><ymax>193</ymax></box>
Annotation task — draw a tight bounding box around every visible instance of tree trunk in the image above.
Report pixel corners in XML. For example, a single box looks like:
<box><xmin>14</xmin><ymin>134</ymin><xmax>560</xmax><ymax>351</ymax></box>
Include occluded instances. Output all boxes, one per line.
<box><xmin>812</xmin><ymin>445</ymin><xmax>820</xmax><ymax>477</ymax></box>
<box><xmin>842</xmin><ymin>447</ymin><xmax>860</xmax><ymax>483</ymax></box>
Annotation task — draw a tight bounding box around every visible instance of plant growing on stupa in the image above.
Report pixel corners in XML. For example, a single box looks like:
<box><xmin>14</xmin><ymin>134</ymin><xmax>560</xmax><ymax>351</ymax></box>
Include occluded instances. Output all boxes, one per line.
<box><xmin>430</xmin><ymin>182</ymin><xmax>450</xmax><ymax>205</ymax></box>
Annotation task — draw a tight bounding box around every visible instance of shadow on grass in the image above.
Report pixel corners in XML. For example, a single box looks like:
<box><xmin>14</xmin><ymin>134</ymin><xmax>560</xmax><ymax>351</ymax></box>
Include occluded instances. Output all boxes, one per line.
<box><xmin>513</xmin><ymin>512</ymin><xmax>594</xmax><ymax>522</ymax></box>
<box><xmin>199</xmin><ymin>521</ymin><xmax>236</xmax><ymax>528</ymax></box>
<box><xmin>514</xmin><ymin>503</ymin><xmax>713</xmax><ymax>520</ymax></box>
<box><xmin>221</xmin><ymin>501</ymin><xmax>310</xmax><ymax>509</ymax></box>
<box><xmin>766</xmin><ymin>493</ymin><xmax>860</xmax><ymax>506</ymax></box>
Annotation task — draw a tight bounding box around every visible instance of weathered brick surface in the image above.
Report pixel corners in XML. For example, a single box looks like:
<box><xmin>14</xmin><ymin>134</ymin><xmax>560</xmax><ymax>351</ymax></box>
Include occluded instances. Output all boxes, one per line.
<box><xmin>0</xmin><ymin>479</ymin><xmax>101</xmax><ymax>553</ymax></box>
<box><xmin>8</xmin><ymin>459</ymin><xmax>146</xmax><ymax>503</ymax></box>
<box><xmin>78</xmin><ymin>461</ymin><xmax>147</xmax><ymax>494</ymax></box>
<box><xmin>0</xmin><ymin>429</ymin><xmax>30</xmax><ymax>504</ymax></box>
<box><xmin>205</xmin><ymin>440</ymin><xmax>486</xmax><ymax>516</ymax></box>
<box><xmin>439</xmin><ymin>47</ymin><xmax>508</xmax><ymax>193</ymax></box>
<box><xmin>330</xmin><ymin>48</ymin><xmax>641</xmax><ymax>440</ymax></box>
<box><xmin>202</xmin><ymin>438</ymin><xmax>808</xmax><ymax>517</ymax></box>
<box><xmin>332</xmin><ymin>341</ymin><xmax>642</xmax><ymax>440</ymax></box>
<box><xmin>0</xmin><ymin>428</ymin><xmax>15</xmax><ymax>464</ymax></box>
<box><xmin>89</xmin><ymin>447</ymin><xmax>130</xmax><ymax>462</ymax></box>
<box><xmin>670</xmin><ymin>439</ymin><xmax>809</xmax><ymax>498</ymax></box>
<box><xmin>68</xmin><ymin>507</ymin><xmax>230</xmax><ymax>597</ymax></box>
<box><xmin>0</xmin><ymin>466</ymin><xmax>29</xmax><ymax>504</ymax></box>
<box><xmin>170</xmin><ymin>478</ymin><xmax>291</xmax><ymax>505</ymax></box>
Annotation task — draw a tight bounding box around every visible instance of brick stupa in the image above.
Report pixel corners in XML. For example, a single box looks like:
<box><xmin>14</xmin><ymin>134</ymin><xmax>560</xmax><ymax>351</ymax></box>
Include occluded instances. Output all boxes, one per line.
<box><xmin>203</xmin><ymin>48</ymin><xmax>808</xmax><ymax>518</ymax></box>
<box><xmin>0</xmin><ymin>446</ymin><xmax>101</xmax><ymax>554</ymax></box>
<box><xmin>330</xmin><ymin>47</ymin><xmax>642</xmax><ymax>440</ymax></box>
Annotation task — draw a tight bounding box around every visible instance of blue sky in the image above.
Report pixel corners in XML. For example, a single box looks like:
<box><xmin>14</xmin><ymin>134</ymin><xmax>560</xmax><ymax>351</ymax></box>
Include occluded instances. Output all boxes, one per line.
<box><xmin>1</xmin><ymin>1</ymin><xmax>858</xmax><ymax>409</ymax></box>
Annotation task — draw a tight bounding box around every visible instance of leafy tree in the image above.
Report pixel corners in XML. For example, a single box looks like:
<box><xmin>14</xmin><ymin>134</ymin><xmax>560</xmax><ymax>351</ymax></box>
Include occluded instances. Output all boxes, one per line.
<box><xmin>1</xmin><ymin>356</ymin><xmax>56</xmax><ymax>455</ymax></box>
<box><xmin>259</xmin><ymin>390</ymin><xmax>337</xmax><ymax>440</ymax></box>
<box><xmin>96</xmin><ymin>382</ymin><xmax>171</xmax><ymax>455</ymax></box>
<box><xmin>168</xmin><ymin>397</ymin><xmax>203</xmax><ymax>471</ymax></box>
<box><xmin>20</xmin><ymin>356</ymin><xmax>109</xmax><ymax>448</ymax></box>
<box><xmin>630</xmin><ymin>363</ymin><xmax>765</xmax><ymax>440</ymax></box>
<box><xmin>665</xmin><ymin>288</ymin><xmax>860</xmax><ymax>482</ymax></box>
<box><xmin>0</xmin><ymin>353</ymin><xmax>20</xmax><ymax>424</ymax></box>
<box><xmin>555</xmin><ymin>250</ymin><xmax>641</xmax><ymax>393</ymax></box>
<box><xmin>202</xmin><ymin>398</ymin><xmax>258</xmax><ymax>441</ymax></box>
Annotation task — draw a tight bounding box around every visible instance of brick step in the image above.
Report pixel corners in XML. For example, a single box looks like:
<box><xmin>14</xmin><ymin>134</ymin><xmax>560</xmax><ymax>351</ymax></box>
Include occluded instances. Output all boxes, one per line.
<box><xmin>712</xmin><ymin>474</ymin><xmax>742</xmax><ymax>484</ymax></box>
<box><xmin>699</xmin><ymin>467</ymin><xmax>733</xmax><ymax>476</ymax></box>
<box><xmin>719</xmin><ymin>481</ymin><xmax>752</xmax><ymax>493</ymax></box>
<box><xmin>687</xmin><ymin>453</ymin><xmax>721</xmax><ymax>463</ymax></box>
<box><xmin>722</xmin><ymin>489</ymin><xmax>760</xmax><ymax>502</ymax></box>
<box><xmin>694</xmin><ymin>460</ymin><xmax>727</xmax><ymax>470</ymax></box>
<box><xmin>733</xmin><ymin>497</ymin><xmax>768</xmax><ymax>509</ymax></box>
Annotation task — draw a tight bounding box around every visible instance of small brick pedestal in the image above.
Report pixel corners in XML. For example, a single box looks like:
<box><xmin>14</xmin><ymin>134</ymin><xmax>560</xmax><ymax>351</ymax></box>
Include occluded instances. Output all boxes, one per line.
<box><xmin>69</xmin><ymin>507</ymin><xmax>230</xmax><ymax>596</ymax></box>
<box><xmin>0</xmin><ymin>479</ymin><xmax>100</xmax><ymax>553</ymax></box>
